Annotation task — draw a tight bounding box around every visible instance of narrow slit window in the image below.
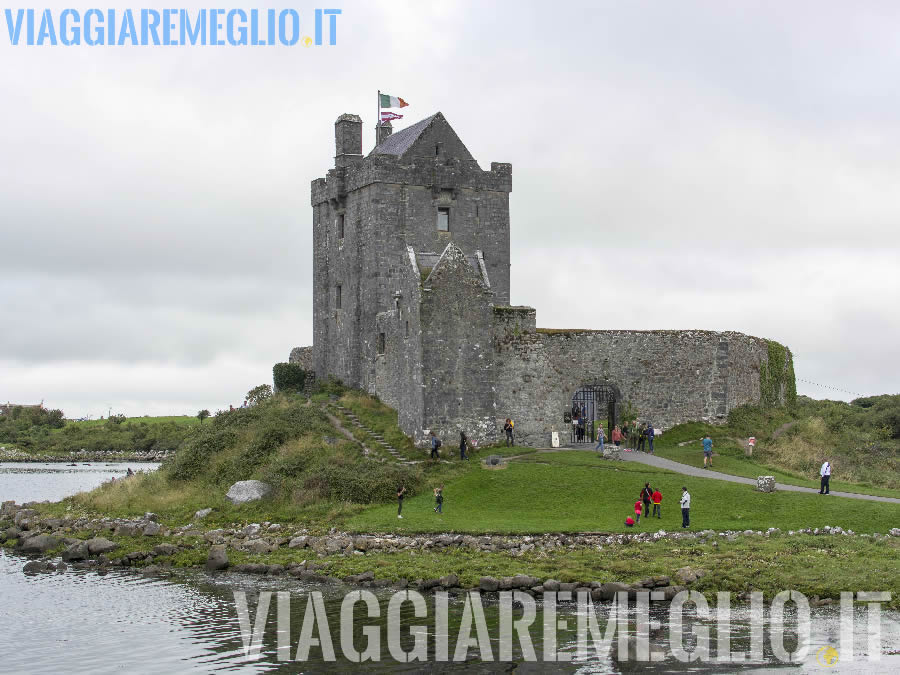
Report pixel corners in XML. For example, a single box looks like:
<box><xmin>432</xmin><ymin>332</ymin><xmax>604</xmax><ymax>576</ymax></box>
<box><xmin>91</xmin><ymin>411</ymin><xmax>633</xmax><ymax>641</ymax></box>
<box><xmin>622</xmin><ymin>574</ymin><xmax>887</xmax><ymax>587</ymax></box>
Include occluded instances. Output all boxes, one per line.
<box><xmin>335</xmin><ymin>285</ymin><xmax>342</xmax><ymax>310</ymax></box>
<box><xmin>437</xmin><ymin>207</ymin><xmax>450</xmax><ymax>231</ymax></box>
<box><xmin>377</xmin><ymin>332</ymin><xmax>386</xmax><ymax>355</ymax></box>
<box><xmin>337</xmin><ymin>214</ymin><xmax>344</xmax><ymax>239</ymax></box>
<box><xmin>405</xmin><ymin>320</ymin><xmax>410</xmax><ymax>338</ymax></box>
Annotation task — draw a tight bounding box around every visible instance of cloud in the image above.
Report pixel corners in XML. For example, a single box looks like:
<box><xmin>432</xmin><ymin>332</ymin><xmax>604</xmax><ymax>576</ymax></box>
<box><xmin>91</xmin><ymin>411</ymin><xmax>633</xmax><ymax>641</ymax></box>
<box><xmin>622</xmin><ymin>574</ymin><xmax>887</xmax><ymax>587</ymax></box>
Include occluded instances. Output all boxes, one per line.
<box><xmin>2</xmin><ymin>0</ymin><xmax>899</xmax><ymax>416</ymax></box>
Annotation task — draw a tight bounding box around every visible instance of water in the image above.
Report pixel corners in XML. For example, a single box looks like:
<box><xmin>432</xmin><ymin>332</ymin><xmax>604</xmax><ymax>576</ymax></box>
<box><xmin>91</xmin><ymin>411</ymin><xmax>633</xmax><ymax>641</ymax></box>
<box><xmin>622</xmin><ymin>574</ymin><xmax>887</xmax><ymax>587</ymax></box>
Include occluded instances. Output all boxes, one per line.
<box><xmin>2</xmin><ymin>466</ymin><xmax>899</xmax><ymax>673</ymax></box>
<box><xmin>0</xmin><ymin>461</ymin><xmax>160</xmax><ymax>503</ymax></box>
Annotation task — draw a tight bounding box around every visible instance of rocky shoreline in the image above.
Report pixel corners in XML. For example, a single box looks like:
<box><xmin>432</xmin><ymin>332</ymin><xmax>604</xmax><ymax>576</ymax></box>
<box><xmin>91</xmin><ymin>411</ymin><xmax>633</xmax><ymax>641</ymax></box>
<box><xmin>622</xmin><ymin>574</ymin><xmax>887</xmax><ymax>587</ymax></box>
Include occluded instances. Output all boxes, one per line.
<box><xmin>4</xmin><ymin>500</ymin><xmax>900</xmax><ymax>604</ymax></box>
<box><xmin>0</xmin><ymin>447</ymin><xmax>169</xmax><ymax>463</ymax></box>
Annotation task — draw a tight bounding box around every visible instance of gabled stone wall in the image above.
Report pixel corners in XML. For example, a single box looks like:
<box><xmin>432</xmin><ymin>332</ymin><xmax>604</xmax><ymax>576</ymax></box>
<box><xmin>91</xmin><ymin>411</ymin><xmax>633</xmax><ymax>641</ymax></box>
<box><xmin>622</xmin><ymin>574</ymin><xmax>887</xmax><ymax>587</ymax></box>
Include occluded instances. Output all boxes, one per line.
<box><xmin>419</xmin><ymin>244</ymin><xmax>497</xmax><ymax>445</ymax></box>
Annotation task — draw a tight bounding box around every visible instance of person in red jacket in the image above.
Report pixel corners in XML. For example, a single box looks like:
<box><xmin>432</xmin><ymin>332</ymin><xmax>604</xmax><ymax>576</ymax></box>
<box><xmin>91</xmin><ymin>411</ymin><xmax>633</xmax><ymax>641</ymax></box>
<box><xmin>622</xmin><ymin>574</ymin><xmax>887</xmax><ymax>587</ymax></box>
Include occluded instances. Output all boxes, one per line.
<box><xmin>625</xmin><ymin>515</ymin><xmax>635</xmax><ymax>527</ymax></box>
<box><xmin>652</xmin><ymin>488</ymin><xmax>662</xmax><ymax>518</ymax></box>
<box><xmin>633</xmin><ymin>499</ymin><xmax>643</xmax><ymax>524</ymax></box>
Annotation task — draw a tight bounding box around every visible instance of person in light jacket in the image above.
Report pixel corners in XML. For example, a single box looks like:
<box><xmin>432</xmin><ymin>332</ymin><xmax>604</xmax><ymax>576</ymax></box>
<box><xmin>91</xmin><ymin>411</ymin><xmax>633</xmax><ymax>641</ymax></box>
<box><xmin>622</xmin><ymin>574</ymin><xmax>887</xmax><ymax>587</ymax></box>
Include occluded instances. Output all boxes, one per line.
<box><xmin>819</xmin><ymin>460</ymin><xmax>832</xmax><ymax>495</ymax></box>
<box><xmin>680</xmin><ymin>486</ymin><xmax>691</xmax><ymax>528</ymax></box>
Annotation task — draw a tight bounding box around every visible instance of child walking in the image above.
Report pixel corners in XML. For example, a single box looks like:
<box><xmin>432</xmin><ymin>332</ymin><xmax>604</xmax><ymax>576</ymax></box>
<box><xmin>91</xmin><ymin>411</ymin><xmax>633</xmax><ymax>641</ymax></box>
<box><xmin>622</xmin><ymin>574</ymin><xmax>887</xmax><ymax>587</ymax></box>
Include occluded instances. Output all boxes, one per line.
<box><xmin>652</xmin><ymin>487</ymin><xmax>662</xmax><ymax>518</ymax></box>
<box><xmin>633</xmin><ymin>498</ymin><xmax>643</xmax><ymax>524</ymax></box>
<box><xmin>433</xmin><ymin>485</ymin><xmax>444</xmax><ymax>514</ymax></box>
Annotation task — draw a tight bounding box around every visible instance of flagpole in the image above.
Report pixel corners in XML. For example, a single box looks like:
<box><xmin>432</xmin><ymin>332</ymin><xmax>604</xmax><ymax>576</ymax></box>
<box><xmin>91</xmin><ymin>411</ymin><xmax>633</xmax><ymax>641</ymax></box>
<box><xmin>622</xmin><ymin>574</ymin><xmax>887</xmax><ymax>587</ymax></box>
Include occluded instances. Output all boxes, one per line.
<box><xmin>376</xmin><ymin>89</ymin><xmax>381</xmax><ymax>144</ymax></box>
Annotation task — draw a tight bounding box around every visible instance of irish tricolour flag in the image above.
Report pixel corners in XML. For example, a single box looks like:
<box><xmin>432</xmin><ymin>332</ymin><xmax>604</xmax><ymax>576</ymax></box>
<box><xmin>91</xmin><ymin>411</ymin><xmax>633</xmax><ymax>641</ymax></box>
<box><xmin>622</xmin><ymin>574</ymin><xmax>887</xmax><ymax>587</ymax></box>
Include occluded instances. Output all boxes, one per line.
<box><xmin>379</xmin><ymin>93</ymin><xmax>408</xmax><ymax>108</ymax></box>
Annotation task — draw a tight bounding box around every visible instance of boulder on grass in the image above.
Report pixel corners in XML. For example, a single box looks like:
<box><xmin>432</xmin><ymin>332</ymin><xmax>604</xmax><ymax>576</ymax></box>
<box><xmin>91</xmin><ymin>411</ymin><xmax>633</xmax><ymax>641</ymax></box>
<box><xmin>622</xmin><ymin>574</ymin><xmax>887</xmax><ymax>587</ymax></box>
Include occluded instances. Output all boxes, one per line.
<box><xmin>674</xmin><ymin>567</ymin><xmax>706</xmax><ymax>585</ymax></box>
<box><xmin>757</xmin><ymin>476</ymin><xmax>776</xmax><ymax>493</ymax></box>
<box><xmin>226</xmin><ymin>481</ymin><xmax>273</xmax><ymax>505</ymax></box>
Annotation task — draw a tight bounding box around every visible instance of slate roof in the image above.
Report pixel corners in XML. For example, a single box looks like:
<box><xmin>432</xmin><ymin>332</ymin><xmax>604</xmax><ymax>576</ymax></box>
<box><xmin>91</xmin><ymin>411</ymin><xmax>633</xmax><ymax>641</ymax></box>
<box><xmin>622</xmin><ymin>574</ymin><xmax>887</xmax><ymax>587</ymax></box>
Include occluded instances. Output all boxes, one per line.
<box><xmin>370</xmin><ymin>114</ymin><xmax>439</xmax><ymax>157</ymax></box>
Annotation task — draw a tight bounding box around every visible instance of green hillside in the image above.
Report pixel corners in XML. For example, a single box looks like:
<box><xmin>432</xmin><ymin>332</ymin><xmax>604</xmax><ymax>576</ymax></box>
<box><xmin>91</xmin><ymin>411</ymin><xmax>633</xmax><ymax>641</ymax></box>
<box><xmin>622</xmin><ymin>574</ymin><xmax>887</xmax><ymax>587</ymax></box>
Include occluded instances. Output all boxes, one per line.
<box><xmin>654</xmin><ymin>395</ymin><xmax>900</xmax><ymax>493</ymax></box>
<box><xmin>62</xmin><ymin>390</ymin><xmax>900</xmax><ymax>535</ymax></box>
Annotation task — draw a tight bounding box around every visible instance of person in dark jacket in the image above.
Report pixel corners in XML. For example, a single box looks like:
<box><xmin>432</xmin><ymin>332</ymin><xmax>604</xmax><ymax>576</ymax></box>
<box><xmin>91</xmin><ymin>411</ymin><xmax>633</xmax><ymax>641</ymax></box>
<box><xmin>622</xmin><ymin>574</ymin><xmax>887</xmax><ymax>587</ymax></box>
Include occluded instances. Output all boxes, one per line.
<box><xmin>503</xmin><ymin>419</ymin><xmax>514</xmax><ymax>447</ymax></box>
<box><xmin>459</xmin><ymin>432</ymin><xmax>469</xmax><ymax>460</ymax></box>
<box><xmin>646</xmin><ymin>424</ymin><xmax>655</xmax><ymax>454</ymax></box>
<box><xmin>636</xmin><ymin>423</ymin><xmax>646</xmax><ymax>452</ymax></box>
<box><xmin>430</xmin><ymin>431</ymin><xmax>440</xmax><ymax>460</ymax></box>
<box><xmin>397</xmin><ymin>485</ymin><xmax>406</xmax><ymax>519</ymax></box>
<box><xmin>641</xmin><ymin>483</ymin><xmax>653</xmax><ymax>517</ymax></box>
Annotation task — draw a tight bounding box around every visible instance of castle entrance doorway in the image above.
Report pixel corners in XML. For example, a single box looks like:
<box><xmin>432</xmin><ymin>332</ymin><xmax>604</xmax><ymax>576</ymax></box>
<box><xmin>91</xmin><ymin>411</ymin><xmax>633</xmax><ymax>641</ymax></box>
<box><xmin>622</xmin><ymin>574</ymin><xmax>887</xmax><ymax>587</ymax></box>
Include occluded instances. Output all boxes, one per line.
<box><xmin>569</xmin><ymin>384</ymin><xmax>617</xmax><ymax>444</ymax></box>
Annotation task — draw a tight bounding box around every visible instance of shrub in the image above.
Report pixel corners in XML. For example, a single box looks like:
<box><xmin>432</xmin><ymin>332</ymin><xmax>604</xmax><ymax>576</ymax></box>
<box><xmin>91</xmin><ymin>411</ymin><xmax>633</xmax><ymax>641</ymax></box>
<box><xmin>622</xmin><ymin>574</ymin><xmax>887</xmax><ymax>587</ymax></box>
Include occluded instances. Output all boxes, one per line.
<box><xmin>246</xmin><ymin>384</ymin><xmax>273</xmax><ymax>406</ymax></box>
<box><xmin>168</xmin><ymin>427</ymin><xmax>238</xmax><ymax>481</ymax></box>
<box><xmin>273</xmin><ymin>362</ymin><xmax>309</xmax><ymax>394</ymax></box>
<box><xmin>307</xmin><ymin>461</ymin><xmax>420</xmax><ymax>504</ymax></box>
<box><xmin>313</xmin><ymin>376</ymin><xmax>347</xmax><ymax>397</ymax></box>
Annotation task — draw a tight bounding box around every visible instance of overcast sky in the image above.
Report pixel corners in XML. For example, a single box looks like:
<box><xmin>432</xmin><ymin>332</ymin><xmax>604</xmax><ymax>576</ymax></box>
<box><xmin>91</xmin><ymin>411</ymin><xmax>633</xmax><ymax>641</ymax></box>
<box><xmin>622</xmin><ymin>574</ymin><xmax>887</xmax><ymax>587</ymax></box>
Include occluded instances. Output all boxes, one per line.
<box><xmin>2</xmin><ymin>0</ymin><xmax>898</xmax><ymax>417</ymax></box>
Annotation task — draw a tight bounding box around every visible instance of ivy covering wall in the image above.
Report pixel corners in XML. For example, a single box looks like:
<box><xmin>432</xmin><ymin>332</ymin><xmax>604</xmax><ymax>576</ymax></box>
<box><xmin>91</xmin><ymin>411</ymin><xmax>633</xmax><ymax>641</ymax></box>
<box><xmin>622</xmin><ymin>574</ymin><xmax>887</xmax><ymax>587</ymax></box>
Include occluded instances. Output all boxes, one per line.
<box><xmin>759</xmin><ymin>340</ymin><xmax>797</xmax><ymax>408</ymax></box>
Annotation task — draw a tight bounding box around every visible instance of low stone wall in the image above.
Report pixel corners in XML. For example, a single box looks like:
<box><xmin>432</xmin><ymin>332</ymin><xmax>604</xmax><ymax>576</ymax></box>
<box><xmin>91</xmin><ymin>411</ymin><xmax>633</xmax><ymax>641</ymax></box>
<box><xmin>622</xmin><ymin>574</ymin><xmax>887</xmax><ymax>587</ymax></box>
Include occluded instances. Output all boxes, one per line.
<box><xmin>493</xmin><ymin>328</ymin><xmax>787</xmax><ymax>447</ymax></box>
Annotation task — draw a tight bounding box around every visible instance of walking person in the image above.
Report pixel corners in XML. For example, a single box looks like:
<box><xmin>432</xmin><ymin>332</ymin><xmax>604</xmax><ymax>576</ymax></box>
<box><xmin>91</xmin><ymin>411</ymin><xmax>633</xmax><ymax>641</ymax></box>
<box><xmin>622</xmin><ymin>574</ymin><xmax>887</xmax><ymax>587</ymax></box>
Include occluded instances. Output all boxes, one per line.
<box><xmin>819</xmin><ymin>460</ymin><xmax>832</xmax><ymax>494</ymax></box>
<box><xmin>641</xmin><ymin>482</ymin><xmax>653</xmax><ymax>518</ymax></box>
<box><xmin>636</xmin><ymin>423</ymin><xmax>646</xmax><ymax>452</ymax></box>
<box><xmin>397</xmin><ymin>485</ymin><xmax>406</xmax><ymax>519</ymax></box>
<box><xmin>652</xmin><ymin>487</ymin><xmax>662</xmax><ymax>518</ymax></box>
<box><xmin>459</xmin><ymin>431</ymin><xmax>469</xmax><ymax>460</ymax></box>
<box><xmin>433</xmin><ymin>485</ymin><xmax>444</xmax><ymax>514</ymax></box>
<box><xmin>503</xmin><ymin>418</ymin><xmax>514</xmax><ymax>447</ymax></box>
<box><xmin>594</xmin><ymin>422</ymin><xmax>605</xmax><ymax>452</ymax></box>
<box><xmin>680</xmin><ymin>486</ymin><xmax>691</xmax><ymax>528</ymax></box>
<box><xmin>702</xmin><ymin>434</ymin><xmax>713</xmax><ymax>468</ymax></box>
<box><xmin>646</xmin><ymin>423</ymin><xmax>655</xmax><ymax>454</ymax></box>
<box><xmin>430</xmin><ymin>431</ymin><xmax>441</xmax><ymax>460</ymax></box>
<box><xmin>633</xmin><ymin>498</ymin><xmax>643</xmax><ymax>524</ymax></box>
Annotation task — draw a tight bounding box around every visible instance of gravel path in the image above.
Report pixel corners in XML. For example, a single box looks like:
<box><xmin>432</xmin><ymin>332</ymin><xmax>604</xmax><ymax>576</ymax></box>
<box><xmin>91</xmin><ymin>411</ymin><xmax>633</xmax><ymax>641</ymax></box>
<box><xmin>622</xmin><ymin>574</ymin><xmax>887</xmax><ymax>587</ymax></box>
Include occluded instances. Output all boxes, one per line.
<box><xmin>616</xmin><ymin>450</ymin><xmax>900</xmax><ymax>504</ymax></box>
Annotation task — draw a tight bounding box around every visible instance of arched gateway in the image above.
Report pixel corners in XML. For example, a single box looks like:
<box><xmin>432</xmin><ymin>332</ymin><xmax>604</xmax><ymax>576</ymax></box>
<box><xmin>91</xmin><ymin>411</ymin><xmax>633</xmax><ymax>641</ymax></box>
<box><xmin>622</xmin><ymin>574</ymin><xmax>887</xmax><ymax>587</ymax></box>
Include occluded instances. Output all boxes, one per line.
<box><xmin>569</xmin><ymin>384</ymin><xmax>619</xmax><ymax>444</ymax></box>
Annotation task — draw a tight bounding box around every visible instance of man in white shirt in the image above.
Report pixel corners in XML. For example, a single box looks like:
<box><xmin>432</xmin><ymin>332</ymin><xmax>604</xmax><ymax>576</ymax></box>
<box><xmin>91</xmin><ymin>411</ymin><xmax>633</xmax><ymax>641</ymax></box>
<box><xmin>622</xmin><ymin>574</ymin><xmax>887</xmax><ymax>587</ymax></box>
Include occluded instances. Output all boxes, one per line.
<box><xmin>819</xmin><ymin>460</ymin><xmax>832</xmax><ymax>495</ymax></box>
<box><xmin>680</xmin><ymin>486</ymin><xmax>691</xmax><ymax>528</ymax></box>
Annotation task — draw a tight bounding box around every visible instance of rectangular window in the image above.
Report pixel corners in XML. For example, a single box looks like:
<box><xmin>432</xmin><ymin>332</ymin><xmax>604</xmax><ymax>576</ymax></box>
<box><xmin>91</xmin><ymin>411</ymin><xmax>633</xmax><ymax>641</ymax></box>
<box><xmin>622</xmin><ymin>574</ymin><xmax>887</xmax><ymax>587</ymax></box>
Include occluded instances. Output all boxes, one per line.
<box><xmin>335</xmin><ymin>285</ymin><xmax>342</xmax><ymax>310</ymax></box>
<box><xmin>377</xmin><ymin>332</ymin><xmax>386</xmax><ymax>355</ymax></box>
<box><xmin>437</xmin><ymin>207</ymin><xmax>450</xmax><ymax>231</ymax></box>
<box><xmin>405</xmin><ymin>321</ymin><xmax>410</xmax><ymax>338</ymax></box>
<box><xmin>337</xmin><ymin>214</ymin><xmax>344</xmax><ymax>239</ymax></box>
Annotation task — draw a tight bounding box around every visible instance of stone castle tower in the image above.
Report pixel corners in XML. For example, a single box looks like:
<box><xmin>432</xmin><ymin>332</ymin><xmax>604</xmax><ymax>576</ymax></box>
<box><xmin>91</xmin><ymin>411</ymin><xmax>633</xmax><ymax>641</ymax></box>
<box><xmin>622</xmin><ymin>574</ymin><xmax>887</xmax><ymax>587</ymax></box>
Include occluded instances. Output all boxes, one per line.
<box><xmin>308</xmin><ymin>112</ymin><xmax>795</xmax><ymax>447</ymax></box>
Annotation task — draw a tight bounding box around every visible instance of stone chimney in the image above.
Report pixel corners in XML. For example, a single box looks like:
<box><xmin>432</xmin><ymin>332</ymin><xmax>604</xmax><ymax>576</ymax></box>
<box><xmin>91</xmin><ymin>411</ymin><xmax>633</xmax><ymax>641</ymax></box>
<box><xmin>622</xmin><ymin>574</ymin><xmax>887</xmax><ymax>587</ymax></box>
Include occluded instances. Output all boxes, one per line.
<box><xmin>334</xmin><ymin>113</ymin><xmax>362</xmax><ymax>166</ymax></box>
<box><xmin>376</xmin><ymin>121</ymin><xmax>393</xmax><ymax>146</ymax></box>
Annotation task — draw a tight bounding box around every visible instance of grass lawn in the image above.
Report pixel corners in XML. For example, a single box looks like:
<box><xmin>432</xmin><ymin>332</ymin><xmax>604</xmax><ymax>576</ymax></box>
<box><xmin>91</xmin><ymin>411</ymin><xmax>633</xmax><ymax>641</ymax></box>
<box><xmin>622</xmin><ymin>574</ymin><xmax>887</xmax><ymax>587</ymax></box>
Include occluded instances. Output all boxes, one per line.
<box><xmin>652</xmin><ymin>440</ymin><xmax>900</xmax><ymax>500</ymax></box>
<box><xmin>311</xmin><ymin>536</ymin><xmax>900</xmax><ymax>605</ymax></box>
<box><xmin>346</xmin><ymin>451</ymin><xmax>900</xmax><ymax>535</ymax></box>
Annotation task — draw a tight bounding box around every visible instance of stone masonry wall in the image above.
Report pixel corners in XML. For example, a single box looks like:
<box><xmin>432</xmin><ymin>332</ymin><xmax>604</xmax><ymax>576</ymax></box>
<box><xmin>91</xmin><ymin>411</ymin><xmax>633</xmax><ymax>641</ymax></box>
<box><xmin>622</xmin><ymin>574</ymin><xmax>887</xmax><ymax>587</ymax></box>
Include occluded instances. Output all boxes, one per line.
<box><xmin>312</xmin><ymin>114</ymin><xmax>511</xmax><ymax>396</ymax></box>
<box><xmin>288</xmin><ymin>347</ymin><xmax>313</xmax><ymax>370</ymax></box>
<box><xmin>493</xmin><ymin>325</ymin><xmax>776</xmax><ymax>448</ymax></box>
<box><xmin>374</xmin><ymin>248</ymin><xmax>425</xmax><ymax>439</ymax></box>
<box><xmin>419</xmin><ymin>244</ymin><xmax>497</xmax><ymax>446</ymax></box>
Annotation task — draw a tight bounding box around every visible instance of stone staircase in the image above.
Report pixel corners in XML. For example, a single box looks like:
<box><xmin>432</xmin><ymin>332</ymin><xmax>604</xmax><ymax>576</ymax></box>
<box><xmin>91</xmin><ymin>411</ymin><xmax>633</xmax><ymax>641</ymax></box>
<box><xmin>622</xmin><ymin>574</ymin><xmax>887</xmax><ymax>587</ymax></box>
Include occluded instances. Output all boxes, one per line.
<box><xmin>328</xmin><ymin>404</ymin><xmax>422</xmax><ymax>465</ymax></box>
